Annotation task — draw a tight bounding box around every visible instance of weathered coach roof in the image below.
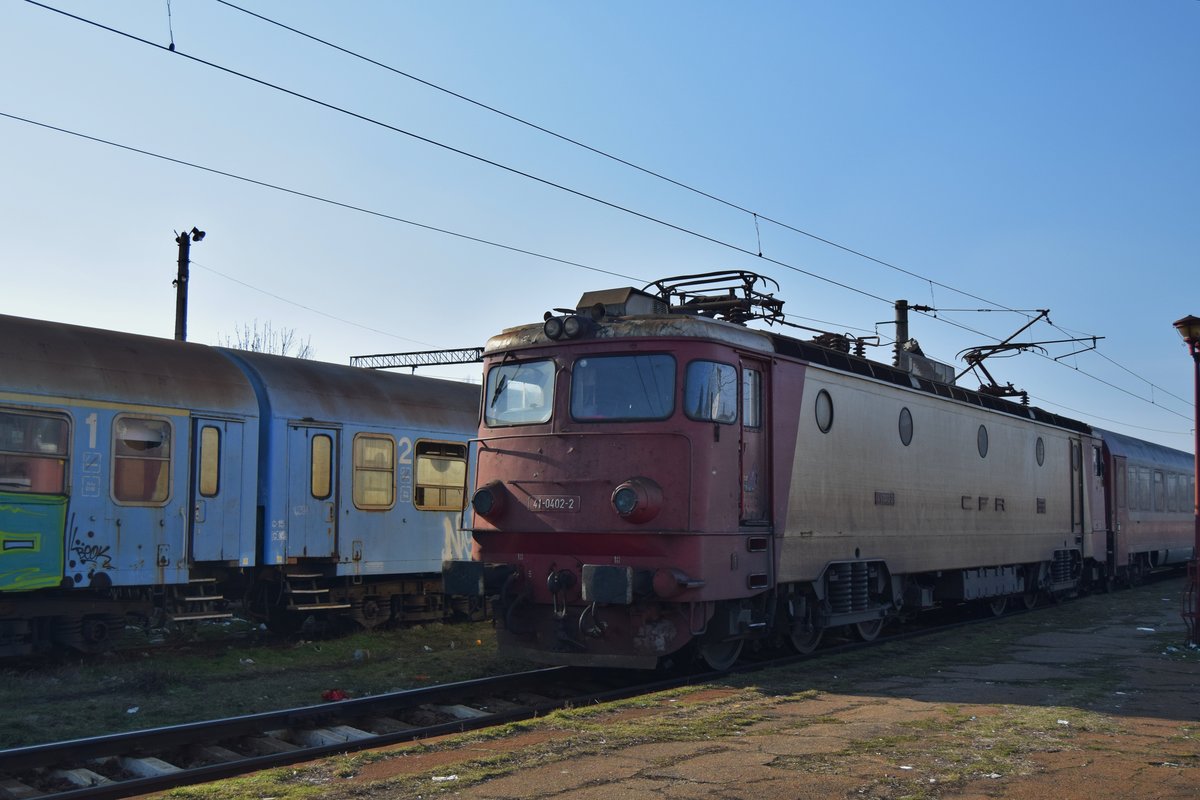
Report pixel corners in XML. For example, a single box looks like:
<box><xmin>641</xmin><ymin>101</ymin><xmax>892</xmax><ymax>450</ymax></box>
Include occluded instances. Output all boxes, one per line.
<box><xmin>0</xmin><ymin>313</ymin><xmax>259</xmax><ymax>415</ymax></box>
<box><xmin>1096</xmin><ymin>428</ymin><xmax>1193</xmax><ymax>469</ymax></box>
<box><xmin>220</xmin><ymin>348</ymin><xmax>480</xmax><ymax>432</ymax></box>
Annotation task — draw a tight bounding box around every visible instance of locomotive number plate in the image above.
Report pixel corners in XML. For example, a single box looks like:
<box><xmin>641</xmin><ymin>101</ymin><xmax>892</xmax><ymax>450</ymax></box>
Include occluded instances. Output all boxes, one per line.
<box><xmin>528</xmin><ymin>495</ymin><xmax>581</xmax><ymax>512</ymax></box>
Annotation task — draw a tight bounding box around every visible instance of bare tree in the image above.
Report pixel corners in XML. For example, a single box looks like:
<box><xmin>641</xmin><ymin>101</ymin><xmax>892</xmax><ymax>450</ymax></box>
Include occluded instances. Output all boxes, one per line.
<box><xmin>220</xmin><ymin>320</ymin><xmax>314</xmax><ymax>359</ymax></box>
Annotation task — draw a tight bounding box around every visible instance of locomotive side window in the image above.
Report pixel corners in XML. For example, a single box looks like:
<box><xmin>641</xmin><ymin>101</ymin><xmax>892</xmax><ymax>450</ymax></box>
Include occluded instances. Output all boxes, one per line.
<box><xmin>414</xmin><ymin>441</ymin><xmax>468</xmax><ymax>511</ymax></box>
<box><xmin>898</xmin><ymin>407</ymin><xmax>913</xmax><ymax>446</ymax></box>
<box><xmin>571</xmin><ymin>355</ymin><xmax>675</xmax><ymax>421</ymax></box>
<box><xmin>814</xmin><ymin>389</ymin><xmax>833</xmax><ymax>433</ymax></box>
<box><xmin>311</xmin><ymin>434</ymin><xmax>332</xmax><ymax>500</ymax></box>
<box><xmin>353</xmin><ymin>434</ymin><xmax>395</xmax><ymax>510</ymax></box>
<box><xmin>1035</xmin><ymin>437</ymin><xmax>1045</xmax><ymax>466</ymax></box>
<box><xmin>0</xmin><ymin>410</ymin><xmax>69</xmax><ymax>494</ymax></box>
<box><xmin>485</xmin><ymin>360</ymin><xmax>555</xmax><ymax>427</ymax></box>
<box><xmin>685</xmin><ymin>361</ymin><xmax>737</xmax><ymax>423</ymax></box>
<box><xmin>977</xmin><ymin>425</ymin><xmax>989</xmax><ymax>458</ymax></box>
<box><xmin>742</xmin><ymin>369</ymin><xmax>762</xmax><ymax>428</ymax></box>
<box><xmin>113</xmin><ymin>416</ymin><xmax>171</xmax><ymax>504</ymax></box>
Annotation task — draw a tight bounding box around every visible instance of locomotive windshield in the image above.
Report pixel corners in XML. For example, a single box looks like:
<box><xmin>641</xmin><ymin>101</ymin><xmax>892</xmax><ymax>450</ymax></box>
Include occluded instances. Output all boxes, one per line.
<box><xmin>570</xmin><ymin>354</ymin><xmax>675</xmax><ymax>421</ymax></box>
<box><xmin>485</xmin><ymin>359</ymin><xmax>555</xmax><ymax>427</ymax></box>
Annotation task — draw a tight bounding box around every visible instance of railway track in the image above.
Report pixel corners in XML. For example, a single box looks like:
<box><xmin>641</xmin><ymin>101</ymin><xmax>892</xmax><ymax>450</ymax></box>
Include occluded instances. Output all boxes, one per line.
<box><xmin>0</xmin><ymin>582</ymin><xmax>1156</xmax><ymax>800</ymax></box>
<box><xmin>0</xmin><ymin>665</ymin><xmax>669</xmax><ymax>800</ymax></box>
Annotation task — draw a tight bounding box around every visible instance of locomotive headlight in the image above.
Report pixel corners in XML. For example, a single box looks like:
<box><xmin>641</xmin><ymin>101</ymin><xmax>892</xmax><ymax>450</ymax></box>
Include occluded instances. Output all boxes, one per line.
<box><xmin>471</xmin><ymin>481</ymin><xmax>507</xmax><ymax>517</ymax></box>
<box><xmin>610</xmin><ymin>477</ymin><xmax>663</xmax><ymax>524</ymax></box>
<box><xmin>562</xmin><ymin>315</ymin><xmax>587</xmax><ymax>339</ymax></box>
<box><xmin>543</xmin><ymin>316</ymin><xmax>565</xmax><ymax>340</ymax></box>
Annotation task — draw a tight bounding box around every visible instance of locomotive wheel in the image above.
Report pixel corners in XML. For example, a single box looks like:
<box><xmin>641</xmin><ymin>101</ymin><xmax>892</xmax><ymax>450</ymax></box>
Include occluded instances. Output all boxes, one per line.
<box><xmin>988</xmin><ymin>596</ymin><xmax>1008</xmax><ymax>617</ymax></box>
<box><xmin>1021</xmin><ymin>591</ymin><xmax>1038</xmax><ymax>610</ymax></box>
<box><xmin>698</xmin><ymin>636</ymin><xmax>744</xmax><ymax>671</ymax></box>
<box><xmin>853</xmin><ymin>618</ymin><xmax>884</xmax><ymax>642</ymax></box>
<box><xmin>788</xmin><ymin>617</ymin><xmax>824</xmax><ymax>655</ymax></box>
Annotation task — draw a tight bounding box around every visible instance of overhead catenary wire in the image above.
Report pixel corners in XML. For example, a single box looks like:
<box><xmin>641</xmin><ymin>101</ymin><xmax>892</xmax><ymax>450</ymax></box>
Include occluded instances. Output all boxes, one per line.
<box><xmin>14</xmin><ymin>2</ymin><xmax>1194</xmax><ymax>429</ymax></box>
<box><xmin>198</xmin><ymin>0</ymin><xmax>1192</xmax><ymax>419</ymax></box>
<box><xmin>3</xmin><ymin>106</ymin><xmax>1188</xmax><ymax>430</ymax></box>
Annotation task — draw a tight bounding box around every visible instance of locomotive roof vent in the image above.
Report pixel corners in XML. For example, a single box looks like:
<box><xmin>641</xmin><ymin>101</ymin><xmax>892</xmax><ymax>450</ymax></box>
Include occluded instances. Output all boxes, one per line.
<box><xmin>576</xmin><ymin>287</ymin><xmax>667</xmax><ymax>318</ymax></box>
<box><xmin>901</xmin><ymin>351</ymin><xmax>957</xmax><ymax>385</ymax></box>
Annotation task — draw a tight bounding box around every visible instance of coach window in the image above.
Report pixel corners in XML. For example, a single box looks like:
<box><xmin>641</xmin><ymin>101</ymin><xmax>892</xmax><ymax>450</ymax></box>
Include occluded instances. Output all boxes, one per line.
<box><xmin>354</xmin><ymin>434</ymin><xmax>395</xmax><ymax>510</ymax></box>
<box><xmin>113</xmin><ymin>416</ymin><xmax>171</xmax><ymax>504</ymax></box>
<box><xmin>1167</xmin><ymin>474</ymin><xmax>1179</xmax><ymax>513</ymax></box>
<box><xmin>414</xmin><ymin>441</ymin><xmax>468</xmax><ymax>511</ymax></box>
<box><xmin>814</xmin><ymin>389</ymin><xmax>833</xmax><ymax>433</ymax></box>
<box><xmin>571</xmin><ymin>354</ymin><xmax>675</xmax><ymax>421</ymax></box>
<box><xmin>199</xmin><ymin>426</ymin><xmax>221</xmax><ymax>498</ymax></box>
<box><xmin>485</xmin><ymin>359</ymin><xmax>555</xmax><ymax>427</ymax></box>
<box><xmin>0</xmin><ymin>410</ymin><xmax>69</xmax><ymax>494</ymax></box>
<box><xmin>311</xmin><ymin>434</ymin><xmax>332</xmax><ymax>500</ymax></box>
<box><xmin>1153</xmin><ymin>470</ymin><xmax>1165</xmax><ymax>512</ymax></box>
<box><xmin>1135</xmin><ymin>466</ymin><xmax>1150</xmax><ymax>511</ymax></box>
<box><xmin>685</xmin><ymin>361</ymin><xmax>737</xmax><ymax>423</ymax></box>
<box><xmin>977</xmin><ymin>425</ymin><xmax>989</xmax><ymax>459</ymax></box>
<box><xmin>898</xmin><ymin>407</ymin><xmax>913</xmax><ymax>446</ymax></box>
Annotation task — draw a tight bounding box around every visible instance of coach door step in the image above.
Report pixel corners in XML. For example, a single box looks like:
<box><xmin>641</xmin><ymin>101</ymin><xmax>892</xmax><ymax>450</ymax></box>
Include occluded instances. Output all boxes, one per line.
<box><xmin>169</xmin><ymin>578</ymin><xmax>234</xmax><ymax>623</ymax></box>
<box><xmin>284</xmin><ymin>572</ymin><xmax>351</xmax><ymax>613</ymax></box>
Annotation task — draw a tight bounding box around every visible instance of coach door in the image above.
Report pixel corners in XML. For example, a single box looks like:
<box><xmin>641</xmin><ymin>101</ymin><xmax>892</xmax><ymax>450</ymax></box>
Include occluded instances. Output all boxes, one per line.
<box><xmin>190</xmin><ymin>418</ymin><xmax>245</xmax><ymax>561</ymax></box>
<box><xmin>287</xmin><ymin>424</ymin><xmax>339</xmax><ymax>558</ymax></box>
<box><xmin>1070</xmin><ymin>437</ymin><xmax>1085</xmax><ymax>535</ymax></box>
<box><xmin>740</xmin><ymin>359</ymin><xmax>770</xmax><ymax>525</ymax></box>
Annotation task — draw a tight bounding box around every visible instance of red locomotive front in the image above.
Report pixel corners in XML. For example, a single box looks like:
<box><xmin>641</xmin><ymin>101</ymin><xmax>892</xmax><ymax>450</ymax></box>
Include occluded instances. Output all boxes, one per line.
<box><xmin>469</xmin><ymin>277</ymin><xmax>794</xmax><ymax>669</ymax></box>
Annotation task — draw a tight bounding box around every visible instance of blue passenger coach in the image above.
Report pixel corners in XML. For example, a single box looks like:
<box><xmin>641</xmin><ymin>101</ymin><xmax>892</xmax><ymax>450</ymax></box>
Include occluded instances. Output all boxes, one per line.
<box><xmin>0</xmin><ymin>314</ymin><xmax>482</xmax><ymax>655</ymax></box>
<box><xmin>0</xmin><ymin>314</ymin><xmax>260</xmax><ymax>652</ymax></box>
<box><xmin>221</xmin><ymin>350</ymin><xmax>481</xmax><ymax>630</ymax></box>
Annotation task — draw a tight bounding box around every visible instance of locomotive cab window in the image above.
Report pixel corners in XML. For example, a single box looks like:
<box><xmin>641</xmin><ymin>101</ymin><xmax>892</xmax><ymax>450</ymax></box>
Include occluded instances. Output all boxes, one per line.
<box><xmin>485</xmin><ymin>359</ymin><xmax>555</xmax><ymax>427</ymax></box>
<box><xmin>353</xmin><ymin>434</ymin><xmax>395</xmax><ymax>510</ymax></box>
<box><xmin>414</xmin><ymin>441</ymin><xmax>468</xmax><ymax>511</ymax></box>
<box><xmin>0</xmin><ymin>410</ymin><xmax>69</xmax><ymax>494</ymax></box>
<box><xmin>571</xmin><ymin>354</ymin><xmax>675</xmax><ymax>421</ymax></box>
<box><xmin>113</xmin><ymin>416</ymin><xmax>171</xmax><ymax>504</ymax></box>
<box><xmin>685</xmin><ymin>361</ymin><xmax>737</xmax><ymax>423</ymax></box>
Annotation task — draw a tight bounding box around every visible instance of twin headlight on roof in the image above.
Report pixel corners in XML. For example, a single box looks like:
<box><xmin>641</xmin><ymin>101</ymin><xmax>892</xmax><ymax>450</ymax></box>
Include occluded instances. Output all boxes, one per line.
<box><xmin>542</xmin><ymin>303</ymin><xmax>605</xmax><ymax>341</ymax></box>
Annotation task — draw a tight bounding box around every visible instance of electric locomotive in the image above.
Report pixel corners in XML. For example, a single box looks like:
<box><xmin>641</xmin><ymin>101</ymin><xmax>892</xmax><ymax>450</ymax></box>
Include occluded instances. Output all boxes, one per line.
<box><xmin>468</xmin><ymin>271</ymin><xmax>1195</xmax><ymax>669</ymax></box>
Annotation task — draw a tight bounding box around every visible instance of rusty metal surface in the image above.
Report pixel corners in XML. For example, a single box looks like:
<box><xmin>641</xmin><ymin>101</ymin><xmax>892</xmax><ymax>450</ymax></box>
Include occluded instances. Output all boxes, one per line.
<box><xmin>484</xmin><ymin>314</ymin><xmax>775</xmax><ymax>355</ymax></box>
<box><xmin>0</xmin><ymin>314</ymin><xmax>258</xmax><ymax>414</ymax></box>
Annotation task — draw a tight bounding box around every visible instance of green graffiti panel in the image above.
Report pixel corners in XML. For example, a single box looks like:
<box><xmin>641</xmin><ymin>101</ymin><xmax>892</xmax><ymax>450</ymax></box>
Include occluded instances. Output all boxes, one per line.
<box><xmin>0</xmin><ymin>493</ymin><xmax>67</xmax><ymax>591</ymax></box>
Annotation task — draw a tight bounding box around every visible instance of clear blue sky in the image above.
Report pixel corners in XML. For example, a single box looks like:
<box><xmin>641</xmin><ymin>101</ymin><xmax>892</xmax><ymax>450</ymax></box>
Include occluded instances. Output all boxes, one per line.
<box><xmin>2</xmin><ymin>1</ymin><xmax>1196</xmax><ymax>451</ymax></box>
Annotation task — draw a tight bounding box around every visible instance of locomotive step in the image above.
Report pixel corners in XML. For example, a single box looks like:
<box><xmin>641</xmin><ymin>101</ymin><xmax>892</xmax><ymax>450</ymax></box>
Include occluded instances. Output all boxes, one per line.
<box><xmin>288</xmin><ymin>603</ymin><xmax>352</xmax><ymax>612</ymax></box>
<box><xmin>282</xmin><ymin>573</ymin><xmax>323</xmax><ymax>580</ymax></box>
<box><xmin>169</xmin><ymin>612</ymin><xmax>235</xmax><ymax>622</ymax></box>
<box><xmin>182</xmin><ymin>594</ymin><xmax>226</xmax><ymax>603</ymax></box>
<box><xmin>287</xmin><ymin>588</ymin><xmax>331</xmax><ymax>596</ymax></box>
